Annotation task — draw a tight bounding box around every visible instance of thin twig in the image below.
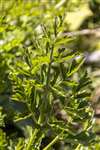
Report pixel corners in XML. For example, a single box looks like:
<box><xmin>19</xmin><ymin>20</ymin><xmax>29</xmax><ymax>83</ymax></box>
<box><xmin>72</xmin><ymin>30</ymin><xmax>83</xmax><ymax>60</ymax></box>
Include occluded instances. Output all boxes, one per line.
<box><xmin>63</xmin><ymin>28</ymin><xmax>100</xmax><ymax>37</ymax></box>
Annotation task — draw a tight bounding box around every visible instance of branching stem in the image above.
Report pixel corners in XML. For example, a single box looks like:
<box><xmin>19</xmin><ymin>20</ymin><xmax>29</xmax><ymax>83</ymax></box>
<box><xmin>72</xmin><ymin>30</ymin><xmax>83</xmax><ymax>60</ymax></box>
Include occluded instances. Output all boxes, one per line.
<box><xmin>43</xmin><ymin>131</ymin><xmax>63</xmax><ymax>150</ymax></box>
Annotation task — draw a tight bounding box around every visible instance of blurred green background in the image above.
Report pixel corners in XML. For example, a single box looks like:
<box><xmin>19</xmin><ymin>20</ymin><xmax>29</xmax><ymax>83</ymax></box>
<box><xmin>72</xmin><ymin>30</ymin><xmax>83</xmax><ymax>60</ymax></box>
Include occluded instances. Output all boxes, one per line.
<box><xmin>0</xmin><ymin>0</ymin><xmax>100</xmax><ymax>149</ymax></box>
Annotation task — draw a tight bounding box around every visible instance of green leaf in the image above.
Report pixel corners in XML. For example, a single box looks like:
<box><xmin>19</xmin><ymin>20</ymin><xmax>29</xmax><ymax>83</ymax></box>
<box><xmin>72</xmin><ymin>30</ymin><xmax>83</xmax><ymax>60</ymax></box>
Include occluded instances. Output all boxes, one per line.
<box><xmin>54</xmin><ymin>52</ymin><xmax>76</xmax><ymax>63</ymax></box>
<box><xmin>75</xmin><ymin>91</ymin><xmax>91</xmax><ymax>99</ymax></box>
<box><xmin>55</xmin><ymin>37</ymin><xmax>73</xmax><ymax>46</ymax></box>
<box><xmin>67</xmin><ymin>57</ymin><xmax>85</xmax><ymax>77</ymax></box>
<box><xmin>76</xmin><ymin>71</ymin><xmax>92</xmax><ymax>91</ymax></box>
<box><xmin>50</xmin><ymin>86</ymin><xmax>66</xmax><ymax>98</ymax></box>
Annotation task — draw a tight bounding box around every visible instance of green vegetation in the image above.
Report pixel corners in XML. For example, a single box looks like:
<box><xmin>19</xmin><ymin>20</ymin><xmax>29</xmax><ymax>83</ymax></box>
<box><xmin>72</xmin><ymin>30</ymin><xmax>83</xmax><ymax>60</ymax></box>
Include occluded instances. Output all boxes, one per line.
<box><xmin>0</xmin><ymin>0</ymin><xmax>100</xmax><ymax>149</ymax></box>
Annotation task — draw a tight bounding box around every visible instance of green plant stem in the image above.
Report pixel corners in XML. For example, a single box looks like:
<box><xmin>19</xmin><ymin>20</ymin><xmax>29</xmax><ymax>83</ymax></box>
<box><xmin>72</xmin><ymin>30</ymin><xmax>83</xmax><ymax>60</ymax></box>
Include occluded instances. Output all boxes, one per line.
<box><xmin>43</xmin><ymin>131</ymin><xmax>63</xmax><ymax>150</ymax></box>
<box><xmin>15</xmin><ymin>114</ymin><xmax>32</xmax><ymax>122</ymax></box>
<box><xmin>25</xmin><ymin>107</ymin><xmax>41</xmax><ymax>150</ymax></box>
<box><xmin>25</xmin><ymin>115</ymin><xmax>42</xmax><ymax>150</ymax></box>
<box><xmin>26</xmin><ymin>45</ymin><xmax>54</xmax><ymax>150</ymax></box>
<box><xmin>75</xmin><ymin>144</ymin><xmax>81</xmax><ymax>150</ymax></box>
<box><xmin>26</xmin><ymin>128</ymin><xmax>38</xmax><ymax>150</ymax></box>
<box><xmin>46</xmin><ymin>45</ymin><xmax>54</xmax><ymax>87</ymax></box>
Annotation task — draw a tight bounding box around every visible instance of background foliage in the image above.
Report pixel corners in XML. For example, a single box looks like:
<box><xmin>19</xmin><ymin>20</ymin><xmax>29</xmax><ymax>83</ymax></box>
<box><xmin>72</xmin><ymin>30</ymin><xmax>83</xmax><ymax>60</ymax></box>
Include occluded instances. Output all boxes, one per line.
<box><xmin>0</xmin><ymin>0</ymin><xmax>100</xmax><ymax>149</ymax></box>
